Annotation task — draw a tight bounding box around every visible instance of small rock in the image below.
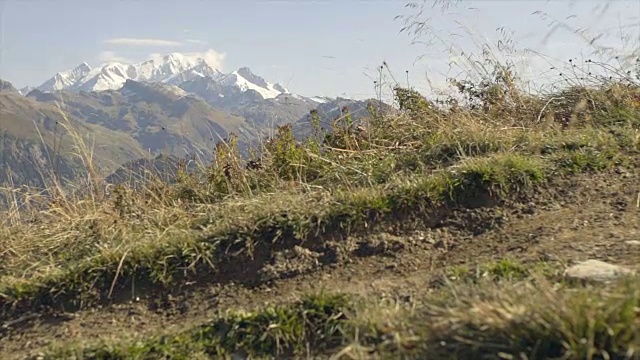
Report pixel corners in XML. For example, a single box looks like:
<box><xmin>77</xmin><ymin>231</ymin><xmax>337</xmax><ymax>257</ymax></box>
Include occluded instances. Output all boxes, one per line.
<box><xmin>564</xmin><ymin>260</ymin><xmax>635</xmax><ymax>283</ymax></box>
<box><xmin>625</xmin><ymin>240</ymin><xmax>640</xmax><ymax>246</ymax></box>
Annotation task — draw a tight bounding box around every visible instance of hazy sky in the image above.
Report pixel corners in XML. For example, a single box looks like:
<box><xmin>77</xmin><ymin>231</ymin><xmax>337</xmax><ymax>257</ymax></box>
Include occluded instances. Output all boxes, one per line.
<box><xmin>0</xmin><ymin>0</ymin><xmax>638</xmax><ymax>99</ymax></box>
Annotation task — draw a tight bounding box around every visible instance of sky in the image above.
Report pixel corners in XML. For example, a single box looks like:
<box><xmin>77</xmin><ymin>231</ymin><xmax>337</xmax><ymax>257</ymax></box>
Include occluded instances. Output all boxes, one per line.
<box><xmin>0</xmin><ymin>0</ymin><xmax>638</xmax><ymax>100</ymax></box>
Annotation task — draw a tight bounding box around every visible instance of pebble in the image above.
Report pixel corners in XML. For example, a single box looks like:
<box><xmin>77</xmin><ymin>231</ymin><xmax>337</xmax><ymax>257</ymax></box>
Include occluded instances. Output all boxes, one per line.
<box><xmin>564</xmin><ymin>259</ymin><xmax>635</xmax><ymax>283</ymax></box>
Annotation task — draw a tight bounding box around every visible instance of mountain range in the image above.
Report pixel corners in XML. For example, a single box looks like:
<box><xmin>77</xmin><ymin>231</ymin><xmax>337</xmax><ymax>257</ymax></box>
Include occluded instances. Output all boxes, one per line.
<box><xmin>0</xmin><ymin>52</ymin><xmax>391</xmax><ymax>192</ymax></box>
<box><xmin>34</xmin><ymin>52</ymin><xmax>290</xmax><ymax>99</ymax></box>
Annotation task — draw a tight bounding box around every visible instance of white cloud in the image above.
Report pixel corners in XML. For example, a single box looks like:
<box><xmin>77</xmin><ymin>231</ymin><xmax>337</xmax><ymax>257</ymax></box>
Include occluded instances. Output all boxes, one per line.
<box><xmin>189</xmin><ymin>49</ymin><xmax>226</xmax><ymax>69</ymax></box>
<box><xmin>97</xmin><ymin>51</ymin><xmax>135</xmax><ymax>64</ymax></box>
<box><xmin>103</xmin><ymin>37</ymin><xmax>183</xmax><ymax>47</ymax></box>
<box><xmin>185</xmin><ymin>39</ymin><xmax>207</xmax><ymax>45</ymax></box>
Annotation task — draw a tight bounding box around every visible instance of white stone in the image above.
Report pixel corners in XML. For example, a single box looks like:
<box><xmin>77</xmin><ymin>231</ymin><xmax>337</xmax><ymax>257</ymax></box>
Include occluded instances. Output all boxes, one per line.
<box><xmin>564</xmin><ymin>260</ymin><xmax>635</xmax><ymax>283</ymax></box>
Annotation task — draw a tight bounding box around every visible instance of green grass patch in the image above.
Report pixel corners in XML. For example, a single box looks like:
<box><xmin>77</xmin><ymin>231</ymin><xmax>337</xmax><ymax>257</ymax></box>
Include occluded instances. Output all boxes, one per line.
<box><xmin>0</xmin><ymin>124</ymin><xmax>634</xmax><ymax>317</ymax></box>
<box><xmin>43</xmin><ymin>292</ymin><xmax>352</xmax><ymax>359</ymax></box>
<box><xmin>0</xmin><ymin>153</ymin><xmax>548</xmax><ymax>314</ymax></box>
<box><xmin>445</xmin><ymin>258</ymin><xmax>561</xmax><ymax>284</ymax></box>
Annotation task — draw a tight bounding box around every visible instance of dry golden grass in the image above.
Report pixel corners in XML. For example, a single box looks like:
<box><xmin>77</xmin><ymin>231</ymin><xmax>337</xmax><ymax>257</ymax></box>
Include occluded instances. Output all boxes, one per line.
<box><xmin>1</xmin><ymin>72</ymin><xmax>638</xmax><ymax>308</ymax></box>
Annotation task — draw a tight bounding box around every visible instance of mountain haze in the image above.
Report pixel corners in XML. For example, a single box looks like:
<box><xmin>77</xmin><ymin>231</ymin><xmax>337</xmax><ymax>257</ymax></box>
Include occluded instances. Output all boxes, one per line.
<box><xmin>0</xmin><ymin>79</ymin><xmax>19</xmax><ymax>93</ymax></box>
<box><xmin>27</xmin><ymin>79</ymin><xmax>252</xmax><ymax>158</ymax></box>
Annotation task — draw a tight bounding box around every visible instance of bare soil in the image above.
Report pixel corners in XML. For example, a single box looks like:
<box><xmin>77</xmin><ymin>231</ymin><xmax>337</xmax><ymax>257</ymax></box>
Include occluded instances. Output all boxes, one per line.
<box><xmin>1</xmin><ymin>170</ymin><xmax>639</xmax><ymax>359</ymax></box>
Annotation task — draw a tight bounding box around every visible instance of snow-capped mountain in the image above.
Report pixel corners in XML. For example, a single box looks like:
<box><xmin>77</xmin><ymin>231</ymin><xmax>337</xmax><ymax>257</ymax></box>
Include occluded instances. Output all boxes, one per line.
<box><xmin>73</xmin><ymin>62</ymin><xmax>136</xmax><ymax>92</ymax></box>
<box><xmin>35</xmin><ymin>52</ymin><xmax>290</xmax><ymax>100</ymax></box>
<box><xmin>38</xmin><ymin>62</ymin><xmax>92</xmax><ymax>92</ymax></box>
<box><xmin>18</xmin><ymin>86</ymin><xmax>35</xmax><ymax>95</ymax></box>
<box><xmin>308</xmin><ymin>96</ymin><xmax>332</xmax><ymax>104</ymax></box>
<box><xmin>220</xmin><ymin>67</ymin><xmax>288</xmax><ymax>99</ymax></box>
<box><xmin>119</xmin><ymin>79</ymin><xmax>191</xmax><ymax>101</ymax></box>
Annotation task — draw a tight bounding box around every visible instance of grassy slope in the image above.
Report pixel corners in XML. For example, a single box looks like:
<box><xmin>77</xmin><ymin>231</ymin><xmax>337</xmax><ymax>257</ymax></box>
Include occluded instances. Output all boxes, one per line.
<box><xmin>1</xmin><ymin>68</ymin><xmax>640</xmax><ymax>359</ymax></box>
<box><xmin>0</xmin><ymin>92</ymin><xmax>141</xmax><ymax>155</ymax></box>
<box><xmin>0</xmin><ymin>79</ymin><xmax>393</xmax><ymax>193</ymax></box>
<box><xmin>0</xmin><ymin>83</ymin><xmax>255</xmax><ymax>193</ymax></box>
<box><xmin>26</xmin><ymin>85</ymin><xmax>251</xmax><ymax>163</ymax></box>
<box><xmin>0</xmin><ymin>91</ymin><xmax>146</xmax><ymax>188</ymax></box>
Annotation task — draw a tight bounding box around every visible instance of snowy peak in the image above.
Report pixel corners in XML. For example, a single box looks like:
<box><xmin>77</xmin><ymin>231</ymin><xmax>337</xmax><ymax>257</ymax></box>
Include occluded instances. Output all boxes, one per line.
<box><xmin>77</xmin><ymin>62</ymin><xmax>91</xmax><ymax>72</ymax></box>
<box><xmin>236</xmin><ymin>67</ymin><xmax>269</xmax><ymax>88</ymax></box>
<box><xmin>164</xmin><ymin>60</ymin><xmax>224</xmax><ymax>86</ymax></box>
<box><xmin>236</xmin><ymin>67</ymin><xmax>289</xmax><ymax>95</ymax></box>
<box><xmin>19</xmin><ymin>86</ymin><xmax>35</xmax><ymax>95</ymax></box>
<box><xmin>309</xmin><ymin>96</ymin><xmax>333</xmax><ymax>104</ymax></box>
<box><xmin>136</xmin><ymin>53</ymin><xmax>215</xmax><ymax>83</ymax></box>
<box><xmin>76</xmin><ymin>63</ymin><xmax>136</xmax><ymax>92</ymax></box>
<box><xmin>221</xmin><ymin>67</ymin><xmax>289</xmax><ymax>99</ymax></box>
<box><xmin>35</xmin><ymin>53</ymin><xmax>223</xmax><ymax>93</ymax></box>
<box><xmin>38</xmin><ymin>62</ymin><xmax>92</xmax><ymax>92</ymax></box>
<box><xmin>33</xmin><ymin>53</ymin><xmax>294</xmax><ymax>100</ymax></box>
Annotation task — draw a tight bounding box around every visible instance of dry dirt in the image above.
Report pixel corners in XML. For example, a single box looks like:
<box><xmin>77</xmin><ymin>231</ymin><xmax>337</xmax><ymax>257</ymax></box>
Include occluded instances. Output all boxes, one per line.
<box><xmin>1</xmin><ymin>170</ymin><xmax>639</xmax><ymax>359</ymax></box>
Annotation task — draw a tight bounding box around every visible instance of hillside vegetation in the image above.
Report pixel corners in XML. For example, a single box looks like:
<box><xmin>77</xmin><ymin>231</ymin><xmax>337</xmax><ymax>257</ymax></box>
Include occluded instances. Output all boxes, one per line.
<box><xmin>0</xmin><ymin>89</ymin><xmax>146</xmax><ymax>189</ymax></box>
<box><xmin>0</xmin><ymin>82</ymin><xmax>383</xmax><ymax>194</ymax></box>
<box><xmin>0</xmin><ymin>47</ymin><xmax>639</xmax><ymax>359</ymax></box>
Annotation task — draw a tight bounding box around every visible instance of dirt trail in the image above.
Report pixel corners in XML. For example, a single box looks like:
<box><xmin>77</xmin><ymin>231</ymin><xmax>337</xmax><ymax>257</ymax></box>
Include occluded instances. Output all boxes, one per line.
<box><xmin>1</xmin><ymin>171</ymin><xmax>639</xmax><ymax>359</ymax></box>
